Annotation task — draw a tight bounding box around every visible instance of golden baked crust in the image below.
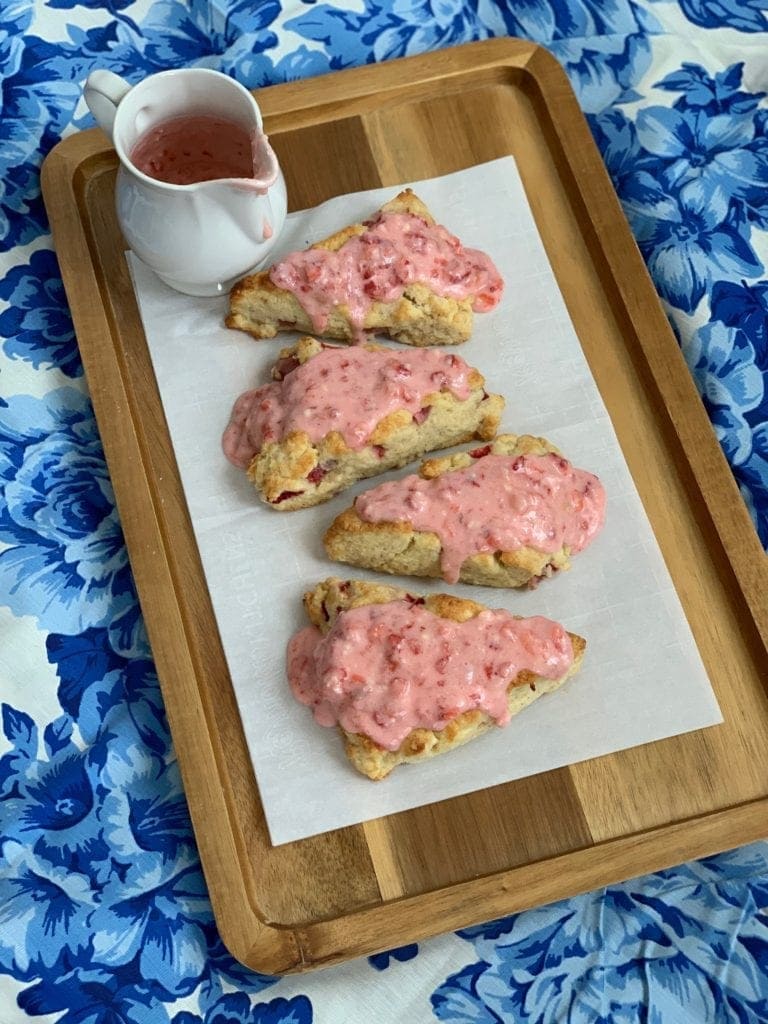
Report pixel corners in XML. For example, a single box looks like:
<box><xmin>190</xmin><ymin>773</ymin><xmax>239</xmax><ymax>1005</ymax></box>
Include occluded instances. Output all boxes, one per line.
<box><xmin>323</xmin><ymin>434</ymin><xmax>576</xmax><ymax>586</ymax></box>
<box><xmin>227</xmin><ymin>190</ymin><xmax>489</xmax><ymax>346</ymax></box>
<box><xmin>301</xmin><ymin>577</ymin><xmax>586</xmax><ymax>780</ymax></box>
<box><xmin>243</xmin><ymin>336</ymin><xmax>504</xmax><ymax>510</ymax></box>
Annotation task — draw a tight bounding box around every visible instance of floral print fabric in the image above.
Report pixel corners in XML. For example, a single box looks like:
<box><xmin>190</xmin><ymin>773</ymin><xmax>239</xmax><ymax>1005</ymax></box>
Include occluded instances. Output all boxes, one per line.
<box><xmin>1</xmin><ymin>1</ymin><xmax>767</xmax><ymax>1021</ymax></box>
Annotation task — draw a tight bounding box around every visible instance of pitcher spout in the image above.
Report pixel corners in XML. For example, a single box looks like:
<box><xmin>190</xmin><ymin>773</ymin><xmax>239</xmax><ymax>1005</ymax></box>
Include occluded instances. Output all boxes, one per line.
<box><xmin>249</xmin><ymin>131</ymin><xmax>280</xmax><ymax>194</ymax></box>
<box><xmin>210</xmin><ymin>133</ymin><xmax>286</xmax><ymax>251</ymax></box>
<box><xmin>194</xmin><ymin>160</ymin><xmax>288</xmax><ymax>263</ymax></box>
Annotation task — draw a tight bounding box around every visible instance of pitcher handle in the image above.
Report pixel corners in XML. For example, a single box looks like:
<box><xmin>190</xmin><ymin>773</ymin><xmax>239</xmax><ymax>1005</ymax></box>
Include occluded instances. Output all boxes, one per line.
<box><xmin>84</xmin><ymin>70</ymin><xmax>132</xmax><ymax>141</ymax></box>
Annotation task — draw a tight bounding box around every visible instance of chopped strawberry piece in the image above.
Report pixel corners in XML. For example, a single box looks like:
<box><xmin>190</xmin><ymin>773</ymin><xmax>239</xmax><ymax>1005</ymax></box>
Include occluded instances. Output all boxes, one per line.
<box><xmin>272</xmin><ymin>489</ymin><xmax>303</xmax><ymax>504</ymax></box>
<box><xmin>470</xmin><ymin>444</ymin><xmax>491</xmax><ymax>459</ymax></box>
<box><xmin>448</xmin><ymin>267</ymin><xmax>471</xmax><ymax>284</ymax></box>
<box><xmin>307</xmin><ymin>465</ymin><xmax>327</xmax><ymax>485</ymax></box>
<box><xmin>272</xmin><ymin>355</ymin><xmax>300</xmax><ymax>380</ymax></box>
<box><xmin>372</xmin><ymin>444</ymin><xmax>386</xmax><ymax>459</ymax></box>
<box><xmin>412</xmin><ymin>406</ymin><xmax>430</xmax><ymax>425</ymax></box>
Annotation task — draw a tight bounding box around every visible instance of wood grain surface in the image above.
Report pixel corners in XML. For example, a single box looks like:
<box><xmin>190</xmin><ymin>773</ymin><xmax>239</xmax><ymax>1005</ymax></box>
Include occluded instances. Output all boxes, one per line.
<box><xmin>41</xmin><ymin>38</ymin><xmax>768</xmax><ymax>974</ymax></box>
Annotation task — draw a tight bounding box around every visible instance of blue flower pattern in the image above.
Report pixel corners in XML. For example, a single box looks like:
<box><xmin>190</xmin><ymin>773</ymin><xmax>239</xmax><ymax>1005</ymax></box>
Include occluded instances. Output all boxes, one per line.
<box><xmin>433</xmin><ymin>847</ymin><xmax>768</xmax><ymax>1022</ymax></box>
<box><xmin>2</xmin><ymin>1</ymin><xmax>768</xmax><ymax>1021</ymax></box>
<box><xmin>0</xmin><ymin>249</ymin><xmax>80</xmax><ymax>377</ymax></box>
<box><xmin>662</xmin><ymin>0</ymin><xmax>768</xmax><ymax>33</ymax></box>
<box><xmin>0</xmin><ymin>388</ymin><xmax>147</xmax><ymax>656</ymax></box>
<box><xmin>591</xmin><ymin>58</ymin><xmax>768</xmax><ymax>543</ymax></box>
<box><xmin>368</xmin><ymin>942</ymin><xmax>420</xmax><ymax>970</ymax></box>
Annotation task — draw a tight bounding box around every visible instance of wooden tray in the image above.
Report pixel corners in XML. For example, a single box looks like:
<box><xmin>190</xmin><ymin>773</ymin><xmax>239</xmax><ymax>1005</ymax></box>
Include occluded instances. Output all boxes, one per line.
<box><xmin>42</xmin><ymin>38</ymin><xmax>768</xmax><ymax>974</ymax></box>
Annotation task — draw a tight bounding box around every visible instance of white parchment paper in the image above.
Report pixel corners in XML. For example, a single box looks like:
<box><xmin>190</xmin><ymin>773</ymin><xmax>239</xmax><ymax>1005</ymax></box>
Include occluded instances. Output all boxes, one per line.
<box><xmin>128</xmin><ymin>157</ymin><xmax>722</xmax><ymax>846</ymax></box>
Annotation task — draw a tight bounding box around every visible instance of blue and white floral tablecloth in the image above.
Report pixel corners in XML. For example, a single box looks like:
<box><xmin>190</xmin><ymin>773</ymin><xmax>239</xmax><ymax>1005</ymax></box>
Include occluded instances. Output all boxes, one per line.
<box><xmin>2</xmin><ymin>2</ymin><xmax>768</xmax><ymax>1022</ymax></box>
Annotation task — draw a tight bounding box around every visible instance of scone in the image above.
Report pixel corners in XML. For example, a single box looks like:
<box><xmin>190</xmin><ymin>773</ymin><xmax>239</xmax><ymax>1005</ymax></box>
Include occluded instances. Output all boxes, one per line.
<box><xmin>226</xmin><ymin>189</ymin><xmax>503</xmax><ymax>346</ymax></box>
<box><xmin>287</xmin><ymin>578</ymin><xmax>586</xmax><ymax>780</ymax></box>
<box><xmin>221</xmin><ymin>336</ymin><xmax>504</xmax><ymax>510</ymax></box>
<box><xmin>324</xmin><ymin>434</ymin><xmax>606</xmax><ymax>586</ymax></box>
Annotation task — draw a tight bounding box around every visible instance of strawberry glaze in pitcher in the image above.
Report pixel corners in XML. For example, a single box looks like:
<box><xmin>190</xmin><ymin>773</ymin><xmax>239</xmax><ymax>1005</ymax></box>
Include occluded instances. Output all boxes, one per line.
<box><xmin>84</xmin><ymin>68</ymin><xmax>287</xmax><ymax>296</ymax></box>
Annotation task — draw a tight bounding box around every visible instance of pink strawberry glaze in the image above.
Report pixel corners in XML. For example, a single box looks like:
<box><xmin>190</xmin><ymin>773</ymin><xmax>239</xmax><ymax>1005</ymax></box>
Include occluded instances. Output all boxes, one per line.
<box><xmin>269</xmin><ymin>210</ymin><xmax>503</xmax><ymax>338</ymax></box>
<box><xmin>287</xmin><ymin>599</ymin><xmax>574</xmax><ymax>751</ymax></box>
<box><xmin>221</xmin><ymin>345</ymin><xmax>474</xmax><ymax>470</ymax></box>
<box><xmin>355</xmin><ymin>452</ymin><xmax>606</xmax><ymax>583</ymax></box>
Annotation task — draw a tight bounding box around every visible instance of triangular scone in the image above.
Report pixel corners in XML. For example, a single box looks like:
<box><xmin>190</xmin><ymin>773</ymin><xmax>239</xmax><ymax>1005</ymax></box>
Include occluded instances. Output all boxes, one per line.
<box><xmin>226</xmin><ymin>189</ymin><xmax>503</xmax><ymax>346</ymax></box>
<box><xmin>221</xmin><ymin>336</ymin><xmax>504</xmax><ymax>510</ymax></box>
<box><xmin>287</xmin><ymin>578</ymin><xmax>586</xmax><ymax>780</ymax></box>
<box><xmin>324</xmin><ymin>434</ymin><xmax>606</xmax><ymax>587</ymax></box>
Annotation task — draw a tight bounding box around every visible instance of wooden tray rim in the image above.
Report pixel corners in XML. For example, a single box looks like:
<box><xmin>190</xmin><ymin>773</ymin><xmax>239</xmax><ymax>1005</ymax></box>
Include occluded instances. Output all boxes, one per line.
<box><xmin>41</xmin><ymin>38</ymin><xmax>768</xmax><ymax>974</ymax></box>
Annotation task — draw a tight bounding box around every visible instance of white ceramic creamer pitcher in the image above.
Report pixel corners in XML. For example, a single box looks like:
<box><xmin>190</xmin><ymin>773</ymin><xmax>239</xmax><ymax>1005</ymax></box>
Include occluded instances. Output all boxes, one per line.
<box><xmin>84</xmin><ymin>67</ymin><xmax>287</xmax><ymax>296</ymax></box>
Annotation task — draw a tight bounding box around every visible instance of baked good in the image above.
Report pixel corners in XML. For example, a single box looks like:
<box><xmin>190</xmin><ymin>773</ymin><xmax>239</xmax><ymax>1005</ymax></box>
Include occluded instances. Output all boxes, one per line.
<box><xmin>221</xmin><ymin>336</ymin><xmax>504</xmax><ymax>510</ymax></box>
<box><xmin>324</xmin><ymin>434</ymin><xmax>606</xmax><ymax>586</ymax></box>
<box><xmin>287</xmin><ymin>578</ymin><xmax>586</xmax><ymax>780</ymax></box>
<box><xmin>226</xmin><ymin>189</ymin><xmax>503</xmax><ymax>346</ymax></box>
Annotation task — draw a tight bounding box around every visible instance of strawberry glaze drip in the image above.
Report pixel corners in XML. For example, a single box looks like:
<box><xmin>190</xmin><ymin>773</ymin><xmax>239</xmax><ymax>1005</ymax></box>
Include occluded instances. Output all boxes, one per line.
<box><xmin>269</xmin><ymin>210</ymin><xmax>503</xmax><ymax>337</ymax></box>
<box><xmin>287</xmin><ymin>600</ymin><xmax>574</xmax><ymax>751</ymax></box>
<box><xmin>221</xmin><ymin>345</ymin><xmax>474</xmax><ymax>470</ymax></box>
<box><xmin>355</xmin><ymin>452</ymin><xmax>606</xmax><ymax>583</ymax></box>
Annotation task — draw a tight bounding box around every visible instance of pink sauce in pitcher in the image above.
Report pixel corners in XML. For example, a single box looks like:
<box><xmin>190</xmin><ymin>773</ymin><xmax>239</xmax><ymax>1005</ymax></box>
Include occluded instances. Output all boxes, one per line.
<box><xmin>130</xmin><ymin>113</ymin><xmax>257</xmax><ymax>185</ymax></box>
<box><xmin>355</xmin><ymin>451</ymin><xmax>606</xmax><ymax>583</ymax></box>
<box><xmin>221</xmin><ymin>345</ymin><xmax>475</xmax><ymax>470</ymax></box>
<box><xmin>287</xmin><ymin>599</ymin><xmax>574</xmax><ymax>751</ymax></box>
<box><xmin>269</xmin><ymin>210</ymin><xmax>503</xmax><ymax>337</ymax></box>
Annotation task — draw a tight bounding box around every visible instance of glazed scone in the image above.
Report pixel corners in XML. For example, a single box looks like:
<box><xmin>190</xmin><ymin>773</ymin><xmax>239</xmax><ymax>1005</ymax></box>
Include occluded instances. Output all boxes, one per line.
<box><xmin>324</xmin><ymin>434</ymin><xmax>606</xmax><ymax>586</ymax></box>
<box><xmin>287</xmin><ymin>578</ymin><xmax>586</xmax><ymax>780</ymax></box>
<box><xmin>221</xmin><ymin>336</ymin><xmax>504</xmax><ymax>510</ymax></box>
<box><xmin>226</xmin><ymin>189</ymin><xmax>503</xmax><ymax>346</ymax></box>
